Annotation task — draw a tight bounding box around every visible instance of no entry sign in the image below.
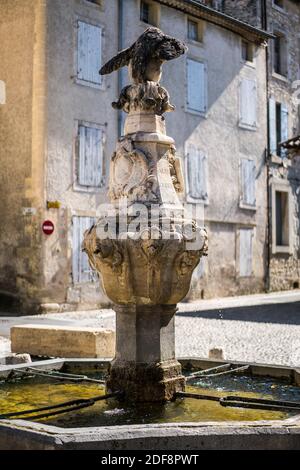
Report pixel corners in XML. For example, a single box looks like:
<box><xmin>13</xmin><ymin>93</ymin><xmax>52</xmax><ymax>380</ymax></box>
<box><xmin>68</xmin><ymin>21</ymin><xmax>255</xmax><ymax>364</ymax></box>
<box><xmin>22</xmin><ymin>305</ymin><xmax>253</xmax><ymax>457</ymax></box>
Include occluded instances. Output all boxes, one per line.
<box><xmin>42</xmin><ymin>220</ymin><xmax>54</xmax><ymax>235</ymax></box>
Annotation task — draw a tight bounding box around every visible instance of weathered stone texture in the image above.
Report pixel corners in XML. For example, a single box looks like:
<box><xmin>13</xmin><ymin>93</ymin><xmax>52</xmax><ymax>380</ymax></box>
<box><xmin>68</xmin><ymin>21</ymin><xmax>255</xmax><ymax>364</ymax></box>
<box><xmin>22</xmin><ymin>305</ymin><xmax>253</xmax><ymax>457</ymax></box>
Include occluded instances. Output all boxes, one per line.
<box><xmin>269</xmin><ymin>257</ymin><xmax>300</xmax><ymax>291</ymax></box>
<box><xmin>11</xmin><ymin>324</ymin><xmax>115</xmax><ymax>358</ymax></box>
<box><xmin>222</xmin><ymin>0</ymin><xmax>262</xmax><ymax>27</ymax></box>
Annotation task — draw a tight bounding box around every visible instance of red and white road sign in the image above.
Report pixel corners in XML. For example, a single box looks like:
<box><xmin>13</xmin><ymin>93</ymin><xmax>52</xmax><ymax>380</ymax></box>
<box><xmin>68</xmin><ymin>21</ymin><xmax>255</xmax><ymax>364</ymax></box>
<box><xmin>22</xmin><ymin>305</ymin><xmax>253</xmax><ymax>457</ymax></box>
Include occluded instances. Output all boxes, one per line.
<box><xmin>42</xmin><ymin>220</ymin><xmax>54</xmax><ymax>235</ymax></box>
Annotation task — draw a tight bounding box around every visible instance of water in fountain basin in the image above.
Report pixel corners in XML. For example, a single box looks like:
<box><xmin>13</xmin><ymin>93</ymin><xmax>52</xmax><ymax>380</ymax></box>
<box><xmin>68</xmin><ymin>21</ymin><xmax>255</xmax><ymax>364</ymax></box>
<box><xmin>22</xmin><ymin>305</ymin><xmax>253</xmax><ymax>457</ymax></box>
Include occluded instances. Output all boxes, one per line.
<box><xmin>1</xmin><ymin>372</ymin><xmax>300</xmax><ymax>427</ymax></box>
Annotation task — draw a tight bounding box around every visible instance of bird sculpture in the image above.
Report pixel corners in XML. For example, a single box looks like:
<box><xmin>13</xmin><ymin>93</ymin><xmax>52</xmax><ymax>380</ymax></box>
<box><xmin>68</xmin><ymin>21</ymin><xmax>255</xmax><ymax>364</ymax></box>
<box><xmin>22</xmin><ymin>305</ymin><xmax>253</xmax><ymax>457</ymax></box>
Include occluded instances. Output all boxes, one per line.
<box><xmin>99</xmin><ymin>27</ymin><xmax>187</xmax><ymax>84</ymax></box>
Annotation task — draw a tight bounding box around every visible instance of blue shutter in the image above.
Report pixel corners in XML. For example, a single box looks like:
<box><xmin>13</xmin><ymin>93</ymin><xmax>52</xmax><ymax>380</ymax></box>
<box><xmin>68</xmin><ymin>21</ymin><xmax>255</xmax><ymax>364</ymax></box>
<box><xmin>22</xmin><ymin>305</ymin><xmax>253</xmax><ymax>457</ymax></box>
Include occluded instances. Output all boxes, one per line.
<box><xmin>241</xmin><ymin>159</ymin><xmax>256</xmax><ymax>206</ymax></box>
<box><xmin>187</xmin><ymin>144</ymin><xmax>208</xmax><ymax>201</ymax></box>
<box><xmin>72</xmin><ymin>216</ymin><xmax>96</xmax><ymax>284</ymax></box>
<box><xmin>269</xmin><ymin>98</ymin><xmax>277</xmax><ymax>155</ymax></box>
<box><xmin>240</xmin><ymin>79</ymin><xmax>257</xmax><ymax>127</ymax></box>
<box><xmin>78</xmin><ymin>125</ymin><xmax>103</xmax><ymax>187</ymax></box>
<box><xmin>239</xmin><ymin>228</ymin><xmax>253</xmax><ymax>277</ymax></box>
<box><xmin>187</xmin><ymin>59</ymin><xmax>206</xmax><ymax>113</ymax></box>
<box><xmin>280</xmin><ymin>103</ymin><xmax>288</xmax><ymax>157</ymax></box>
<box><xmin>77</xmin><ymin>21</ymin><xmax>102</xmax><ymax>85</ymax></box>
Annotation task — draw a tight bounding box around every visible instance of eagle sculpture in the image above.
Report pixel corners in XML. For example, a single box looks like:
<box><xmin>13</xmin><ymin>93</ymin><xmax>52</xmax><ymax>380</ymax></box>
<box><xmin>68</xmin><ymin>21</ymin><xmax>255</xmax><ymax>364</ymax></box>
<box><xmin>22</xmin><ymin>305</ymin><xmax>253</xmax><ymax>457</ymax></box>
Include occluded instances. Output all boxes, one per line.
<box><xmin>99</xmin><ymin>27</ymin><xmax>187</xmax><ymax>84</ymax></box>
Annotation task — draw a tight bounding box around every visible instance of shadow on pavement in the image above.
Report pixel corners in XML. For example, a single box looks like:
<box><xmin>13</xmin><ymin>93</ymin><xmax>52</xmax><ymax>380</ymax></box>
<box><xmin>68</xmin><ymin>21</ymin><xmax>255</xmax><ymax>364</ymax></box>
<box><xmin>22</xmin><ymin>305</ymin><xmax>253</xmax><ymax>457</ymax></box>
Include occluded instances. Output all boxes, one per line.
<box><xmin>177</xmin><ymin>302</ymin><xmax>300</xmax><ymax>325</ymax></box>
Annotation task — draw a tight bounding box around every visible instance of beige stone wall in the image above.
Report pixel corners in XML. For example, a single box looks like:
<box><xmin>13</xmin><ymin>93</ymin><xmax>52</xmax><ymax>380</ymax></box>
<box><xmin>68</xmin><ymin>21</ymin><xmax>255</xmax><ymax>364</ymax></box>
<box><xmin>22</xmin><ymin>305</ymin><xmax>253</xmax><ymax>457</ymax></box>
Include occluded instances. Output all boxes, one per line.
<box><xmin>0</xmin><ymin>0</ymin><xmax>47</xmax><ymax>312</ymax></box>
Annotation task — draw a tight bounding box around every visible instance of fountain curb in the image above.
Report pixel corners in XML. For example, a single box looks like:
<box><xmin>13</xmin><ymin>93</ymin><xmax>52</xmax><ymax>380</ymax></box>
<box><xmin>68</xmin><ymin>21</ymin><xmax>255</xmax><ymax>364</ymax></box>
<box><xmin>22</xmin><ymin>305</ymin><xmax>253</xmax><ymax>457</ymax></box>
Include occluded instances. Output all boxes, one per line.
<box><xmin>0</xmin><ymin>358</ymin><xmax>300</xmax><ymax>449</ymax></box>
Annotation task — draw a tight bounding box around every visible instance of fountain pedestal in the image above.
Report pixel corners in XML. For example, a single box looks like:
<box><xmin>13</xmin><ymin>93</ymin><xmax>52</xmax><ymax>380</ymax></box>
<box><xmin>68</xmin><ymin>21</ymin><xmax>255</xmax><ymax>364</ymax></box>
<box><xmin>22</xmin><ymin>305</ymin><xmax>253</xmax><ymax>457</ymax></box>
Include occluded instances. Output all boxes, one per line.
<box><xmin>83</xmin><ymin>29</ymin><xmax>208</xmax><ymax>402</ymax></box>
<box><xmin>107</xmin><ymin>305</ymin><xmax>185</xmax><ymax>402</ymax></box>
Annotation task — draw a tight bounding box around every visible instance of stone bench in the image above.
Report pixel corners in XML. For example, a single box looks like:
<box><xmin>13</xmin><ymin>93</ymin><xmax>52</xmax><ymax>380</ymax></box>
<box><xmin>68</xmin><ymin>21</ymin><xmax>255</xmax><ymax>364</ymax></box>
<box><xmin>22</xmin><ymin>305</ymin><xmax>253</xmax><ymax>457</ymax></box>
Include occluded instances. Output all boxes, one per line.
<box><xmin>11</xmin><ymin>324</ymin><xmax>115</xmax><ymax>358</ymax></box>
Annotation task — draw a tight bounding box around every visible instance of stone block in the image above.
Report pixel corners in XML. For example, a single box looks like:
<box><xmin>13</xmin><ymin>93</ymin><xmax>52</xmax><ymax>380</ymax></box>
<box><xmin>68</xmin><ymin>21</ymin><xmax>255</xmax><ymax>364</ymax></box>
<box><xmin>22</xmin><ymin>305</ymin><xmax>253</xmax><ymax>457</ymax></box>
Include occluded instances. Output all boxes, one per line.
<box><xmin>5</xmin><ymin>353</ymin><xmax>32</xmax><ymax>365</ymax></box>
<box><xmin>11</xmin><ymin>324</ymin><xmax>115</xmax><ymax>358</ymax></box>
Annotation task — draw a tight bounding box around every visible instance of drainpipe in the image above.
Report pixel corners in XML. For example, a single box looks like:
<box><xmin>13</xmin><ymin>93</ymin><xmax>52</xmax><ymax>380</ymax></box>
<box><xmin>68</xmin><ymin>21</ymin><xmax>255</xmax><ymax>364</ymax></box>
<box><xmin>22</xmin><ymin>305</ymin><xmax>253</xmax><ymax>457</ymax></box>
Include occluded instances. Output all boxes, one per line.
<box><xmin>118</xmin><ymin>0</ymin><xmax>124</xmax><ymax>137</ymax></box>
<box><xmin>262</xmin><ymin>0</ymin><xmax>271</xmax><ymax>292</ymax></box>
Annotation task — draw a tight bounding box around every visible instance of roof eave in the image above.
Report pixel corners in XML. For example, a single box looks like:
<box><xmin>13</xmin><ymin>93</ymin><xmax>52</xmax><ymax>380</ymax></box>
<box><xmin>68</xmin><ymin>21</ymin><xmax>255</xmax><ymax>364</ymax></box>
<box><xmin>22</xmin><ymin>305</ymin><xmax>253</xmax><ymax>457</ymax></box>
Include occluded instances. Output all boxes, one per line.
<box><xmin>156</xmin><ymin>0</ymin><xmax>275</xmax><ymax>44</ymax></box>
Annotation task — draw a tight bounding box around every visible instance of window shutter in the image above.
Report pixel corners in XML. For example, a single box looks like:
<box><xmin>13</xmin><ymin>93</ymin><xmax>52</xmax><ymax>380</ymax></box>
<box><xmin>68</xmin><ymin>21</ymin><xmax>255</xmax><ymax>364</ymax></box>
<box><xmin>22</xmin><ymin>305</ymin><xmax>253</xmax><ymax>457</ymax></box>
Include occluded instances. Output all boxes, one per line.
<box><xmin>187</xmin><ymin>144</ymin><xmax>208</xmax><ymax>201</ymax></box>
<box><xmin>77</xmin><ymin>21</ymin><xmax>102</xmax><ymax>85</ymax></box>
<box><xmin>72</xmin><ymin>216</ymin><xmax>96</xmax><ymax>284</ymax></box>
<box><xmin>269</xmin><ymin>98</ymin><xmax>277</xmax><ymax>154</ymax></box>
<box><xmin>241</xmin><ymin>159</ymin><xmax>256</xmax><ymax>206</ymax></box>
<box><xmin>187</xmin><ymin>59</ymin><xmax>206</xmax><ymax>113</ymax></box>
<box><xmin>78</xmin><ymin>125</ymin><xmax>103</xmax><ymax>187</ymax></box>
<box><xmin>280</xmin><ymin>103</ymin><xmax>288</xmax><ymax>157</ymax></box>
<box><xmin>240</xmin><ymin>79</ymin><xmax>257</xmax><ymax>127</ymax></box>
<box><xmin>239</xmin><ymin>228</ymin><xmax>253</xmax><ymax>277</ymax></box>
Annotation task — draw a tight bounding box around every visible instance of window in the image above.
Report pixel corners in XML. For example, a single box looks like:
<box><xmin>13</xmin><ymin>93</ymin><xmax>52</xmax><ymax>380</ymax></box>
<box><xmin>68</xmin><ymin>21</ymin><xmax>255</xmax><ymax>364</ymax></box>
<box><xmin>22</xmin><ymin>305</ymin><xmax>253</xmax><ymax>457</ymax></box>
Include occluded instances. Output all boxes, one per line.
<box><xmin>273</xmin><ymin>0</ymin><xmax>284</xmax><ymax>9</ymax></box>
<box><xmin>273</xmin><ymin>33</ymin><xmax>287</xmax><ymax>77</ymax></box>
<box><xmin>72</xmin><ymin>216</ymin><xmax>97</xmax><ymax>284</ymax></box>
<box><xmin>186</xmin><ymin>144</ymin><xmax>208</xmax><ymax>202</ymax></box>
<box><xmin>275</xmin><ymin>191</ymin><xmax>289</xmax><ymax>246</ymax></box>
<box><xmin>77</xmin><ymin>21</ymin><xmax>102</xmax><ymax>86</ymax></box>
<box><xmin>269</xmin><ymin>99</ymin><xmax>288</xmax><ymax>156</ymax></box>
<box><xmin>186</xmin><ymin>58</ymin><xmax>207</xmax><ymax>114</ymax></box>
<box><xmin>76</xmin><ymin>124</ymin><xmax>105</xmax><ymax>188</ymax></box>
<box><xmin>85</xmin><ymin>0</ymin><xmax>102</xmax><ymax>5</ymax></box>
<box><xmin>239</xmin><ymin>228</ymin><xmax>253</xmax><ymax>277</ymax></box>
<box><xmin>240</xmin><ymin>159</ymin><xmax>256</xmax><ymax>208</ymax></box>
<box><xmin>271</xmin><ymin>183</ymin><xmax>292</xmax><ymax>253</ymax></box>
<box><xmin>241</xmin><ymin>40</ymin><xmax>253</xmax><ymax>62</ymax></box>
<box><xmin>140</xmin><ymin>1</ymin><xmax>158</xmax><ymax>26</ymax></box>
<box><xmin>239</xmin><ymin>78</ymin><xmax>257</xmax><ymax>128</ymax></box>
<box><xmin>188</xmin><ymin>19</ymin><xmax>201</xmax><ymax>42</ymax></box>
<box><xmin>140</xmin><ymin>1</ymin><xmax>150</xmax><ymax>23</ymax></box>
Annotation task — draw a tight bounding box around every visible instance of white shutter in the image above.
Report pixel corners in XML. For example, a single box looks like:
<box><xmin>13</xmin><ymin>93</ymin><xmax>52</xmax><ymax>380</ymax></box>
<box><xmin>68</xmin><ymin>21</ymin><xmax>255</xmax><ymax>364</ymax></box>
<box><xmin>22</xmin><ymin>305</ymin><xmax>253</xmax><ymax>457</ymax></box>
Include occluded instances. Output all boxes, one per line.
<box><xmin>187</xmin><ymin>59</ymin><xmax>206</xmax><ymax>113</ymax></box>
<box><xmin>241</xmin><ymin>159</ymin><xmax>256</xmax><ymax>206</ymax></box>
<box><xmin>77</xmin><ymin>21</ymin><xmax>102</xmax><ymax>85</ymax></box>
<box><xmin>187</xmin><ymin>144</ymin><xmax>208</xmax><ymax>201</ymax></box>
<box><xmin>239</xmin><ymin>228</ymin><xmax>253</xmax><ymax>277</ymax></box>
<box><xmin>269</xmin><ymin>98</ymin><xmax>277</xmax><ymax>154</ymax></box>
<box><xmin>72</xmin><ymin>216</ymin><xmax>96</xmax><ymax>284</ymax></box>
<box><xmin>240</xmin><ymin>79</ymin><xmax>257</xmax><ymax>127</ymax></box>
<box><xmin>78</xmin><ymin>125</ymin><xmax>103</xmax><ymax>187</ymax></box>
<box><xmin>280</xmin><ymin>103</ymin><xmax>288</xmax><ymax>157</ymax></box>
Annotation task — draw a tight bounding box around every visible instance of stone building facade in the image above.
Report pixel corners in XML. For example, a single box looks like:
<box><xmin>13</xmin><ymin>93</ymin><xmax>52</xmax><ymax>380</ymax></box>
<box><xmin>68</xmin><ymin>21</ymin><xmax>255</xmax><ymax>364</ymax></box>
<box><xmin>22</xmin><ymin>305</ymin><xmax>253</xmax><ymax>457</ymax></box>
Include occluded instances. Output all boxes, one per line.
<box><xmin>0</xmin><ymin>0</ymin><xmax>296</xmax><ymax>313</ymax></box>
<box><xmin>264</xmin><ymin>0</ymin><xmax>300</xmax><ymax>291</ymax></box>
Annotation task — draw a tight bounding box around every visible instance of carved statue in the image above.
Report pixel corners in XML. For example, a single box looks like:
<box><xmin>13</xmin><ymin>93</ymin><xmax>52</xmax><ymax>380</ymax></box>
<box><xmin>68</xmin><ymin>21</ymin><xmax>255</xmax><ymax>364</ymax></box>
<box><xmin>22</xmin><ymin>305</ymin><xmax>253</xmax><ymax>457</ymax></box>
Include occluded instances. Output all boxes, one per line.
<box><xmin>100</xmin><ymin>27</ymin><xmax>187</xmax><ymax>84</ymax></box>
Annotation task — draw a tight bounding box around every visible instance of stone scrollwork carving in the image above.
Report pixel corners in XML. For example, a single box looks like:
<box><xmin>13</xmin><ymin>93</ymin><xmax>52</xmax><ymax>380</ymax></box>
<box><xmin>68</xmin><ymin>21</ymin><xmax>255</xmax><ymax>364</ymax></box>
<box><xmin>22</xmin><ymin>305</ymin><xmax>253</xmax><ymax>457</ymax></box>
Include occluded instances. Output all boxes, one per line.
<box><xmin>112</xmin><ymin>82</ymin><xmax>175</xmax><ymax>115</ymax></box>
<box><xmin>109</xmin><ymin>138</ymin><xmax>149</xmax><ymax>202</ymax></box>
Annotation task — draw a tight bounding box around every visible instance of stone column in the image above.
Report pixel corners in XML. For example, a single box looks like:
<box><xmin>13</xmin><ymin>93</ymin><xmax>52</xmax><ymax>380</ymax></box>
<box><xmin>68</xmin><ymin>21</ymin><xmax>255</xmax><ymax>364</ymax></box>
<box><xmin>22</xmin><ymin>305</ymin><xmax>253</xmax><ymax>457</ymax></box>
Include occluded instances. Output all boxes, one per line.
<box><xmin>107</xmin><ymin>304</ymin><xmax>185</xmax><ymax>402</ymax></box>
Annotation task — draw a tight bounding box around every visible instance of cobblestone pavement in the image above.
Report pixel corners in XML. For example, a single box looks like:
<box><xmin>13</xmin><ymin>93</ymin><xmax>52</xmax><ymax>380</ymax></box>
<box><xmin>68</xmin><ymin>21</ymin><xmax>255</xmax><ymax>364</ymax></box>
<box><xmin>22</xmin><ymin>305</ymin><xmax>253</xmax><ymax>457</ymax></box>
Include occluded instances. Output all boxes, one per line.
<box><xmin>0</xmin><ymin>290</ymin><xmax>300</xmax><ymax>366</ymax></box>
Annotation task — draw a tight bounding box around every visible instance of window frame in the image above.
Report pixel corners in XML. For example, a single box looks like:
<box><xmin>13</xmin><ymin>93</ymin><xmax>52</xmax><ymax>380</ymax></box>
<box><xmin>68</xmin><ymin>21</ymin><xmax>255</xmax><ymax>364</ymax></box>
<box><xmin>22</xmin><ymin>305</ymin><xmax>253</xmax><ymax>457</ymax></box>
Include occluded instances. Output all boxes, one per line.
<box><xmin>73</xmin><ymin>120</ymin><xmax>106</xmax><ymax>193</ymax></box>
<box><xmin>241</xmin><ymin>39</ymin><xmax>255</xmax><ymax>66</ymax></box>
<box><xmin>271</xmin><ymin>180</ymin><xmax>293</xmax><ymax>254</ymax></box>
<box><xmin>272</xmin><ymin>0</ymin><xmax>285</xmax><ymax>12</ymax></box>
<box><xmin>272</xmin><ymin>31</ymin><xmax>288</xmax><ymax>79</ymax></box>
<box><xmin>139</xmin><ymin>0</ymin><xmax>159</xmax><ymax>27</ymax></box>
<box><xmin>187</xmin><ymin>17</ymin><xmax>204</xmax><ymax>44</ymax></box>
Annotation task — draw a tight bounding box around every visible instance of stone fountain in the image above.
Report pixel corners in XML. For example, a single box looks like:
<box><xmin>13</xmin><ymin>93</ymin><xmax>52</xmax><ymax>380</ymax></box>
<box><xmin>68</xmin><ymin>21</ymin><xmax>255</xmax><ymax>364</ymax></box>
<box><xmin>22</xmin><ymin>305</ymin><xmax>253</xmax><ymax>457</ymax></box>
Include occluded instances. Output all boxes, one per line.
<box><xmin>83</xmin><ymin>27</ymin><xmax>208</xmax><ymax>402</ymax></box>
